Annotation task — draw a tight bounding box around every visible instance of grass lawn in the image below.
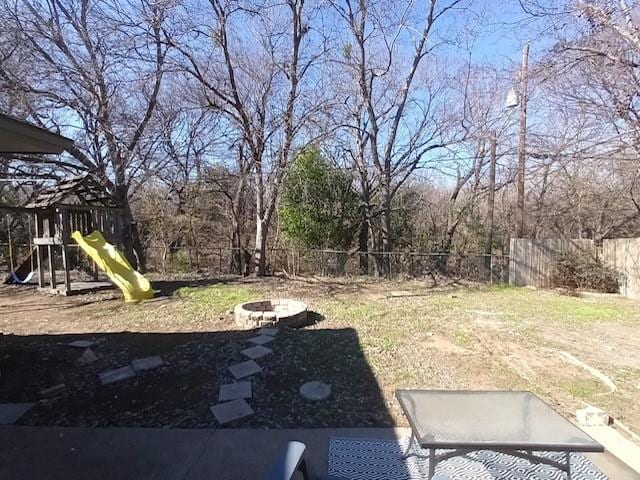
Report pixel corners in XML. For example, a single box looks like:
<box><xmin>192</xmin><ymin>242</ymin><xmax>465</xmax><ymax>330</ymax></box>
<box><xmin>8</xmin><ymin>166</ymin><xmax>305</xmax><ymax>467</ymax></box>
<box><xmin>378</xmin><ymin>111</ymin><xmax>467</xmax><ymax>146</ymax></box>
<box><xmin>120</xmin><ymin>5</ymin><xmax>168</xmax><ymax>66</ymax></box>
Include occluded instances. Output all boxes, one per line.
<box><xmin>1</xmin><ymin>276</ymin><xmax>639</xmax><ymax>431</ymax></box>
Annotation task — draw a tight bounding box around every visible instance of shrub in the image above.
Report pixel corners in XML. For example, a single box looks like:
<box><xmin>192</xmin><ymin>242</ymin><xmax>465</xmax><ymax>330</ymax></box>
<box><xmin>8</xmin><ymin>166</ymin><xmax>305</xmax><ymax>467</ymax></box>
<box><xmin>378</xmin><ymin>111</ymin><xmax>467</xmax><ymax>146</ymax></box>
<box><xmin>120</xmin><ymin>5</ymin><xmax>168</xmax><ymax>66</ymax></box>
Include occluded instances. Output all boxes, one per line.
<box><xmin>550</xmin><ymin>253</ymin><xmax>619</xmax><ymax>293</ymax></box>
<box><xmin>280</xmin><ymin>147</ymin><xmax>359</xmax><ymax>250</ymax></box>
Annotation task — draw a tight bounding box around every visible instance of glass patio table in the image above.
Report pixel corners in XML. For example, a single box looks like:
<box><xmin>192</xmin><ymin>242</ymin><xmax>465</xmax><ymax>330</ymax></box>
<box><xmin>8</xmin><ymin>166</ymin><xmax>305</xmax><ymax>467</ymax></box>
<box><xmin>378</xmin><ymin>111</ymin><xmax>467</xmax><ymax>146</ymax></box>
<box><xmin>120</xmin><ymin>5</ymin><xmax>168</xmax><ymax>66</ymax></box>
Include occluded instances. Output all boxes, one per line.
<box><xmin>396</xmin><ymin>390</ymin><xmax>604</xmax><ymax>479</ymax></box>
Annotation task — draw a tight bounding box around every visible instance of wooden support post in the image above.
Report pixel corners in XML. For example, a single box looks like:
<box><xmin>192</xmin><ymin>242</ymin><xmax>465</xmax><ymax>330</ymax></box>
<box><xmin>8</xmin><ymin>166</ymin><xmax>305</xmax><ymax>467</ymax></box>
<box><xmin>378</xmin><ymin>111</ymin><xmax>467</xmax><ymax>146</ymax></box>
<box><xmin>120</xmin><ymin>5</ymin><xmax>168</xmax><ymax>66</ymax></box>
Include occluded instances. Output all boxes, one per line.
<box><xmin>61</xmin><ymin>243</ymin><xmax>71</xmax><ymax>293</ymax></box>
<box><xmin>47</xmin><ymin>245</ymin><xmax>56</xmax><ymax>290</ymax></box>
<box><xmin>47</xmin><ymin>214</ymin><xmax>56</xmax><ymax>290</ymax></box>
<box><xmin>61</xmin><ymin>209</ymin><xmax>71</xmax><ymax>294</ymax></box>
<box><xmin>516</xmin><ymin>44</ymin><xmax>529</xmax><ymax>238</ymax></box>
<box><xmin>34</xmin><ymin>212</ymin><xmax>45</xmax><ymax>288</ymax></box>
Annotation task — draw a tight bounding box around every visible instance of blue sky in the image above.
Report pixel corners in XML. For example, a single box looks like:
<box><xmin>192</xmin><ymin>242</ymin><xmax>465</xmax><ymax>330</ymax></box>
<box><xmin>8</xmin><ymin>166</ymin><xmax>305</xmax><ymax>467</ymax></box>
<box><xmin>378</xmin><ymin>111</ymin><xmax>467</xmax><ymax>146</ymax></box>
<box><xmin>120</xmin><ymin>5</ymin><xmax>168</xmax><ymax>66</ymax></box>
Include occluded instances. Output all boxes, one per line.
<box><xmin>478</xmin><ymin>2</ymin><xmax>558</xmax><ymax>65</ymax></box>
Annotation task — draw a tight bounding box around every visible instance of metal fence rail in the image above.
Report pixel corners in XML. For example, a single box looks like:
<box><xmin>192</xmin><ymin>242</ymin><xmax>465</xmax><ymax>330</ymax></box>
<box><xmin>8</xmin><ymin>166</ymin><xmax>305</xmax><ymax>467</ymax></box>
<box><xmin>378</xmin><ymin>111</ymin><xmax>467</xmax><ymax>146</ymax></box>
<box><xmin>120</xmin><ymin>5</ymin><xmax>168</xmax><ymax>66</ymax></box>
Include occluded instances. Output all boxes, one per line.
<box><xmin>1</xmin><ymin>241</ymin><xmax>509</xmax><ymax>283</ymax></box>
<box><xmin>146</xmin><ymin>246</ymin><xmax>510</xmax><ymax>283</ymax></box>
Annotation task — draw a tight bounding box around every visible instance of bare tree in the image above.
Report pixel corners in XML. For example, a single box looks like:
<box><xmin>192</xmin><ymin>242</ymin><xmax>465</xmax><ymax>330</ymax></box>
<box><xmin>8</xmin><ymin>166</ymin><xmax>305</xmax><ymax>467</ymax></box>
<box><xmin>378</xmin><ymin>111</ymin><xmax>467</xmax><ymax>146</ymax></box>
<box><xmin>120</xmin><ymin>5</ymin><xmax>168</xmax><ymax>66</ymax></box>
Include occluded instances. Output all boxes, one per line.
<box><xmin>0</xmin><ymin>0</ymin><xmax>175</xmax><ymax>269</ymax></box>
<box><xmin>169</xmin><ymin>0</ymin><xmax>329</xmax><ymax>275</ymax></box>
<box><xmin>330</xmin><ymin>0</ymin><xmax>466</xmax><ymax>275</ymax></box>
<box><xmin>204</xmin><ymin>145</ymin><xmax>254</xmax><ymax>275</ymax></box>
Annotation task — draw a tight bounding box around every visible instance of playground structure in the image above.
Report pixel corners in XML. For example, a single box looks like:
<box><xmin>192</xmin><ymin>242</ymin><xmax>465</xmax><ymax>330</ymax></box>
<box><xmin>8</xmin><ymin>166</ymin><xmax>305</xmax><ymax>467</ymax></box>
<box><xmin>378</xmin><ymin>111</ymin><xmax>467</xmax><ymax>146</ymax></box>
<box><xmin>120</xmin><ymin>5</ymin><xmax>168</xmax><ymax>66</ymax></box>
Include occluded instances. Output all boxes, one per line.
<box><xmin>1</xmin><ymin>114</ymin><xmax>153</xmax><ymax>300</ymax></box>
<box><xmin>3</xmin><ymin>174</ymin><xmax>127</xmax><ymax>295</ymax></box>
<box><xmin>72</xmin><ymin>230</ymin><xmax>154</xmax><ymax>302</ymax></box>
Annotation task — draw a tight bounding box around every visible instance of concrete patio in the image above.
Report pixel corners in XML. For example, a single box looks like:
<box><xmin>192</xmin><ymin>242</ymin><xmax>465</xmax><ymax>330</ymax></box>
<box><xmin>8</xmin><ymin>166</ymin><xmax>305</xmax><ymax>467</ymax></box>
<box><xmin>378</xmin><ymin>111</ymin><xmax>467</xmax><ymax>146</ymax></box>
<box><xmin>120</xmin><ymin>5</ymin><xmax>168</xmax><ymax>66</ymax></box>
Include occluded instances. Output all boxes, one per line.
<box><xmin>0</xmin><ymin>426</ymin><xmax>637</xmax><ymax>480</ymax></box>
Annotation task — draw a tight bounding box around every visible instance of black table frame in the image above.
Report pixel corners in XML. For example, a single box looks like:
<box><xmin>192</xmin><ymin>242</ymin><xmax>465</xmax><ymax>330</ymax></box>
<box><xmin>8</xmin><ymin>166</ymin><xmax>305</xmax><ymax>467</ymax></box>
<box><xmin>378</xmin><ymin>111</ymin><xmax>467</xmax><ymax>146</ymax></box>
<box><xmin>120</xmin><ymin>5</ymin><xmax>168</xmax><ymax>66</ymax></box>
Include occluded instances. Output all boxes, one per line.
<box><xmin>402</xmin><ymin>430</ymin><xmax>574</xmax><ymax>479</ymax></box>
<box><xmin>396</xmin><ymin>390</ymin><xmax>604</xmax><ymax>480</ymax></box>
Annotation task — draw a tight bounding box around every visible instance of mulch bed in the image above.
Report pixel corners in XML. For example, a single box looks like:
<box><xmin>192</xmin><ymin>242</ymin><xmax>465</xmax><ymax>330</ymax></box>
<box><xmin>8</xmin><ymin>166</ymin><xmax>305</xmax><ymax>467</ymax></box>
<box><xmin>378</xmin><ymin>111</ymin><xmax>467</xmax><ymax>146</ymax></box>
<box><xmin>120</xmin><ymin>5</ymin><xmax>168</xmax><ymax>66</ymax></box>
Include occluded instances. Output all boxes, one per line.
<box><xmin>0</xmin><ymin>326</ymin><xmax>393</xmax><ymax>428</ymax></box>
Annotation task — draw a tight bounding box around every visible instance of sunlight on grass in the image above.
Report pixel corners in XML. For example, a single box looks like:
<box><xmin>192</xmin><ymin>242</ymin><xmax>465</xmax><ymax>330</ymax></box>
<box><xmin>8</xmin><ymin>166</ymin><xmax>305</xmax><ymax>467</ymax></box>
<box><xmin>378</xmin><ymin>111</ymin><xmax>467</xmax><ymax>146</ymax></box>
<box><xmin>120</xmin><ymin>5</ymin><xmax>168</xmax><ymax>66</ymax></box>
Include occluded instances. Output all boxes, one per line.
<box><xmin>177</xmin><ymin>284</ymin><xmax>255</xmax><ymax>315</ymax></box>
<box><xmin>543</xmin><ymin>298</ymin><xmax>626</xmax><ymax>323</ymax></box>
<box><xmin>564</xmin><ymin>377</ymin><xmax>606</xmax><ymax>400</ymax></box>
<box><xmin>452</xmin><ymin>327</ymin><xmax>475</xmax><ymax>348</ymax></box>
<box><xmin>81</xmin><ymin>276</ymin><xmax>640</xmax><ymax>431</ymax></box>
<box><xmin>457</xmin><ymin>287</ymin><xmax>639</xmax><ymax>325</ymax></box>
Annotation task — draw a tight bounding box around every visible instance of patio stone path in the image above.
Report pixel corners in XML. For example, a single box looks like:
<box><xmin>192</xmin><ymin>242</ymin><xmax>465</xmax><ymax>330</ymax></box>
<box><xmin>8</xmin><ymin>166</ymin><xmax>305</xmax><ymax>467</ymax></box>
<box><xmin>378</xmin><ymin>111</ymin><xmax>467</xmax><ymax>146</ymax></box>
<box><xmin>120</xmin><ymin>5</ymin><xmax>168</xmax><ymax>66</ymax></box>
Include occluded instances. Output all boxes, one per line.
<box><xmin>99</xmin><ymin>366</ymin><xmax>136</xmax><ymax>385</ymax></box>
<box><xmin>246</xmin><ymin>335</ymin><xmax>275</xmax><ymax>346</ymax></box>
<box><xmin>210</xmin><ymin>399</ymin><xmax>254</xmax><ymax>425</ymax></box>
<box><xmin>131</xmin><ymin>356</ymin><xmax>164</xmax><ymax>372</ymax></box>
<box><xmin>228</xmin><ymin>360</ymin><xmax>262</xmax><ymax>380</ymax></box>
<box><xmin>0</xmin><ymin>403</ymin><xmax>34</xmax><ymax>424</ymax></box>
<box><xmin>219</xmin><ymin>382</ymin><xmax>252</xmax><ymax>402</ymax></box>
<box><xmin>77</xmin><ymin>348</ymin><xmax>98</xmax><ymax>365</ymax></box>
<box><xmin>240</xmin><ymin>345</ymin><xmax>272</xmax><ymax>360</ymax></box>
<box><xmin>211</xmin><ymin>325</ymin><xmax>284</xmax><ymax>425</ymax></box>
<box><xmin>300</xmin><ymin>381</ymin><xmax>331</xmax><ymax>401</ymax></box>
<box><xmin>259</xmin><ymin>328</ymin><xmax>279</xmax><ymax>336</ymax></box>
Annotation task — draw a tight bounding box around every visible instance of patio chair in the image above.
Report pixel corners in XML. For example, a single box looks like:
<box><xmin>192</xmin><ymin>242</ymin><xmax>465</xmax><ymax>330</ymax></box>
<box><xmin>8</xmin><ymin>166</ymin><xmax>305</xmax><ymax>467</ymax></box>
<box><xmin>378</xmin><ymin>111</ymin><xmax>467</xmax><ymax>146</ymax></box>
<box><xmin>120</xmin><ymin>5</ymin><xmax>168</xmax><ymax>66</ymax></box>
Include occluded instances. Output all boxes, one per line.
<box><xmin>264</xmin><ymin>441</ymin><xmax>345</xmax><ymax>480</ymax></box>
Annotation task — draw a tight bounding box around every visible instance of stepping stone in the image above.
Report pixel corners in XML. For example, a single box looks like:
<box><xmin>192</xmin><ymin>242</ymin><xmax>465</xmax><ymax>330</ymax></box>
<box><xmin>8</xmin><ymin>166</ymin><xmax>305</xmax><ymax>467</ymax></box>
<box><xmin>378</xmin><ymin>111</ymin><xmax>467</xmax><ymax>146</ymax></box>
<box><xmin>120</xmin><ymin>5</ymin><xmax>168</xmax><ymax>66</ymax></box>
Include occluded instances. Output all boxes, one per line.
<box><xmin>228</xmin><ymin>360</ymin><xmax>262</xmax><ymax>380</ymax></box>
<box><xmin>246</xmin><ymin>335</ymin><xmax>274</xmax><ymax>346</ymax></box>
<box><xmin>210</xmin><ymin>399</ymin><xmax>254</xmax><ymax>425</ymax></box>
<box><xmin>38</xmin><ymin>383</ymin><xmax>66</xmax><ymax>398</ymax></box>
<box><xmin>259</xmin><ymin>328</ymin><xmax>279</xmax><ymax>337</ymax></box>
<box><xmin>99</xmin><ymin>366</ymin><xmax>136</xmax><ymax>385</ymax></box>
<box><xmin>131</xmin><ymin>355</ymin><xmax>164</xmax><ymax>372</ymax></box>
<box><xmin>219</xmin><ymin>381</ymin><xmax>252</xmax><ymax>402</ymax></box>
<box><xmin>0</xmin><ymin>403</ymin><xmax>34</xmax><ymax>424</ymax></box>
<box><xmin>77</xmin><ymin>348</ymin><xmax>98</xmax><ymax>365</ymax></box>
<box><xmin>240</xmin><ymin>345</ymin><xmax>273</xmax><ymax>360</ymax></box>
<box><xmin>68</xmin><ymin>340</ymin><xmax>95</xmax><ymax>349</ymax></box>
<box><xmin>300</xmin><ymin>381</ymin><xmax>331</xmax><ymax>401</ymax></box>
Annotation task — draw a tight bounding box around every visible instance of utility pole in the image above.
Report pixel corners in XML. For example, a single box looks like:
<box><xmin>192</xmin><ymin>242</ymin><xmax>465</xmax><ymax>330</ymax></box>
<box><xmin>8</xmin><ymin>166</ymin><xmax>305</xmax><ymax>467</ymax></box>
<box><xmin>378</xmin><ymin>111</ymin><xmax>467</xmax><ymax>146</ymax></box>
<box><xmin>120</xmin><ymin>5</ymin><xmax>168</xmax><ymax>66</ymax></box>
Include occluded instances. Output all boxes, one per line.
<box><xmin>516</xmin><ymin>44</ymin><xmax>529</xmax><ymax>237</ymax></box>
<box><xmin>485</xmin><ymin>131</ymin><xmax>497</xmax><ymax>281</ymax></box>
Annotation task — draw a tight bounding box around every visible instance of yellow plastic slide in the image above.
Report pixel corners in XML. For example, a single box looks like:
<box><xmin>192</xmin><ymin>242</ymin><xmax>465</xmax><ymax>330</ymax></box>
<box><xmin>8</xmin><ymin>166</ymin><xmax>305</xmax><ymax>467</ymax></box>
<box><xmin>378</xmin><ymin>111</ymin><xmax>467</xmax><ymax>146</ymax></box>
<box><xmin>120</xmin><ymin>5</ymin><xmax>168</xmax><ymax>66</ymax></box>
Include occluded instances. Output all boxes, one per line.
<box><xmin>72</xmin><ymin>230</ymin><xmax>154</xmax><ymax>302</ymax></box>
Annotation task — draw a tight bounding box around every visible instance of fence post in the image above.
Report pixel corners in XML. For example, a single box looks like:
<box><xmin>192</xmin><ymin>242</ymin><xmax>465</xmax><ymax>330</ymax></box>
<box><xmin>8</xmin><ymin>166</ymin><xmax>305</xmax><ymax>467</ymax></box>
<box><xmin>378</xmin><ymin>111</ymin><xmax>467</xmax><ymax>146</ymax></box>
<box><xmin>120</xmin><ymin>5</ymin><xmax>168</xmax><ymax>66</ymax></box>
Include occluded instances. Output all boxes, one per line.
<box><xmin>490</xmin><ymin>254</ymin><xmax>494</xmax><ymax>285</ymax></box>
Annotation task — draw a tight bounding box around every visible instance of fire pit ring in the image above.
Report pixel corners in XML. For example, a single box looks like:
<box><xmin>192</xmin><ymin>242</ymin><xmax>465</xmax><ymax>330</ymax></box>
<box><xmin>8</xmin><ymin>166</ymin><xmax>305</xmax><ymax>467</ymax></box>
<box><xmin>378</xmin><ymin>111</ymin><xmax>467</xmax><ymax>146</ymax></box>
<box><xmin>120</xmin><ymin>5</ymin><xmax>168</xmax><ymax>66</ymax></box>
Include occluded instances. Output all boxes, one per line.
<box><xmin>234</xmin><ymin>299</ymin><xmax>308</xmax><ymax>329</ymax></box>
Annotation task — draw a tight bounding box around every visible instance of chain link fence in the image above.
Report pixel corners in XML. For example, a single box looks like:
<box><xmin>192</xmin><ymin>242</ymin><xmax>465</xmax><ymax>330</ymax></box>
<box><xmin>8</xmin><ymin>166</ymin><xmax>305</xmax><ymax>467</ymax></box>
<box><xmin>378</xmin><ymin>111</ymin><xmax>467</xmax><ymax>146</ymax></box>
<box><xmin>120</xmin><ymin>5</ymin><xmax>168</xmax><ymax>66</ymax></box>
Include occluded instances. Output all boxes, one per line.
<box><xmin>146</xmin><ymin>246</ymin><xmax>510</xmax><ymax>284</ymax></box>
<box><xmin>2</xmin><ymin>242</ymin><xmax>509</xmax><ymax>284</ymax></box>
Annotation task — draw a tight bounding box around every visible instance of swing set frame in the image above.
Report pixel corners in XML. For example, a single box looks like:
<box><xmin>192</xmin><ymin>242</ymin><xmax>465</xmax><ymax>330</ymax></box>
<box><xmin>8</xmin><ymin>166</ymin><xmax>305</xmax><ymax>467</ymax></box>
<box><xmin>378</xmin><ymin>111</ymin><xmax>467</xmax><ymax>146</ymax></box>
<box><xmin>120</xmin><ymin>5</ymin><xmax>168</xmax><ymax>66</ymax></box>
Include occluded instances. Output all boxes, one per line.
<box><xmin>1</xmin><ymin>176</ymin><xmax>125</xmax><ymax>295</ymax></box>
<box><xmin>1</xmin><ymin>114</ymin><xmax>125</xmax><ymax>295</ymax></box>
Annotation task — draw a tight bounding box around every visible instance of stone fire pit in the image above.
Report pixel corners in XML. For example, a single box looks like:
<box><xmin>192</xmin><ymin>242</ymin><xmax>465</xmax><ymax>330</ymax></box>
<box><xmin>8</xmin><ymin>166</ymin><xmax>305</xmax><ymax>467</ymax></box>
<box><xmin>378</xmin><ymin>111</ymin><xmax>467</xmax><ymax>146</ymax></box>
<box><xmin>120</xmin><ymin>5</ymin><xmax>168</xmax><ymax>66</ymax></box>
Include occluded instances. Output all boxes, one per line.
<box><xmin>234</xmin><ymin>299</ymin><xmax>308</xmax><ymax>329</ymax></box>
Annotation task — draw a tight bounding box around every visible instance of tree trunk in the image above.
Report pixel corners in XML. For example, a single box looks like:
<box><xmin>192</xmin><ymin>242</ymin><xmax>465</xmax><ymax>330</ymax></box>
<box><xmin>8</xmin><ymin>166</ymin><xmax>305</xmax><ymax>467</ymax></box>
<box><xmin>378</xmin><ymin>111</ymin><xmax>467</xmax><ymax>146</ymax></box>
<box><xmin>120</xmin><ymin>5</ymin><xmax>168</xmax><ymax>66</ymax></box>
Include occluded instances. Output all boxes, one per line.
<box><xmin>131</xmin><ymin>220</ymin><xmax>146</xmax><ymax>273</ymax></box>
<box><xmin>230</xmin><ymin>217</ymin><xmax>242</xmax><ymax>275</ymax></box>
<box><xmin>372</xmin><ymin>231</ymin><xmax>385</xmax><ymax>276</ymax></box>
<box><xmin>380</xmin><ymin>181</ymin><xmax>392</xmax><ymax>277</ymax></box>
<box><xmin>114</xmin><ymin>185</ymin><xmax>144</xmax><ymax>271</ymax></box>
<box><xmin>254</xmin><ymin>217</ymin><xmax>268</xmax><ymax>276</ymax></box>
<box><xmin>229</xmin><ymin>172</ymin><xmax>246</xmax><ymax>275</ymax></box>
<box><xmin>358</xmin><ymin>204</ymin><xmax>370</xmax><ymax>275</ymax></box>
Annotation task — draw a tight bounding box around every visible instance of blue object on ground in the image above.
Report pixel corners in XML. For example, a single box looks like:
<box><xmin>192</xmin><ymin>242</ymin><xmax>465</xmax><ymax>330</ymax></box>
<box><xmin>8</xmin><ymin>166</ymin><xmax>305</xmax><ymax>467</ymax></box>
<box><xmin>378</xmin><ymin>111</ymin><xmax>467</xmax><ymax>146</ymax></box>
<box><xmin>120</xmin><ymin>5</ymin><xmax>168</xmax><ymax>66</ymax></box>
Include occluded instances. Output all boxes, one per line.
<box><xmin>9</xmin><ymin>270</ymin><xmax>34</xmax><ymax>284</ymax></box>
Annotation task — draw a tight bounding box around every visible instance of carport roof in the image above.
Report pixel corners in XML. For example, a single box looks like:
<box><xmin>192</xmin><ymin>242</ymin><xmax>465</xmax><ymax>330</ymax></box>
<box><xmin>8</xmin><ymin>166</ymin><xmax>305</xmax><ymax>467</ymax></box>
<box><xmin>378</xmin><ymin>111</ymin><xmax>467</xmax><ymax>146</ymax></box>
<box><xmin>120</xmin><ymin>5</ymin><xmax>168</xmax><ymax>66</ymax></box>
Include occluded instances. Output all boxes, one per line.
<box><xmin>0</xmin><ymin>113</ymin><xmax>74</xmax><ymax>154</ymax></box>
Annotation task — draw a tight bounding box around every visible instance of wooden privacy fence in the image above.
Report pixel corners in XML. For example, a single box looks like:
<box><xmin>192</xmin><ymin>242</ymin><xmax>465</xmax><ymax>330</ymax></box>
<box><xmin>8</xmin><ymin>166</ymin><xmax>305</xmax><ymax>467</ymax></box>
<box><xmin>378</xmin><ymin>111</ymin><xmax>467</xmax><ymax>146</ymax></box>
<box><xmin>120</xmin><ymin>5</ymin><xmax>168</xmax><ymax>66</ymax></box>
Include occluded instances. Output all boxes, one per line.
<box><xmin>509</xmin><ymin>237</ymin><xmax>640</xmax><ymax>299</ymax></box>
<box><xmin>602</xmin><ymin>238</ymin><xmax>640</xmax><ymax>299</ymax></box>
<box><xmin>509</xmin><ymin>238</ymin><xmax>596</xmax><ymax>288</ymax></box>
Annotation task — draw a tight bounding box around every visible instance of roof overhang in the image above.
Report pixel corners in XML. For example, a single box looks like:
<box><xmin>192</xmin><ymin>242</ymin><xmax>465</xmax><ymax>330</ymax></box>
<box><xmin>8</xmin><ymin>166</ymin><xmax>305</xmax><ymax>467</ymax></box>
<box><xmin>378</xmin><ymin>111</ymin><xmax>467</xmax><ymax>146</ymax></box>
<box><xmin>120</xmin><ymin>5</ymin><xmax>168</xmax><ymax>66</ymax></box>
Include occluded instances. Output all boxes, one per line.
<box><xmin>0</xmin><ymin>114</ymin><xmax>74</xmax><ymax>154</ymax></box>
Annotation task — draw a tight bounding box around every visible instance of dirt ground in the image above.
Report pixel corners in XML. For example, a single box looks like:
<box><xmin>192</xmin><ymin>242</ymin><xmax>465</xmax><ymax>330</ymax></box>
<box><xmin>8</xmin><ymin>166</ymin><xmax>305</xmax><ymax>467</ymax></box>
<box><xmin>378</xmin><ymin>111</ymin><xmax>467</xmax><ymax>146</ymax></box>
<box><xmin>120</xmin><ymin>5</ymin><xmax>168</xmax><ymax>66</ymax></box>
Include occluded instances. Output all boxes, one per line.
<box><xmin>1</xmin><ymin>276</ymin><xmax>639</xmax><ymax>433</ymax></box>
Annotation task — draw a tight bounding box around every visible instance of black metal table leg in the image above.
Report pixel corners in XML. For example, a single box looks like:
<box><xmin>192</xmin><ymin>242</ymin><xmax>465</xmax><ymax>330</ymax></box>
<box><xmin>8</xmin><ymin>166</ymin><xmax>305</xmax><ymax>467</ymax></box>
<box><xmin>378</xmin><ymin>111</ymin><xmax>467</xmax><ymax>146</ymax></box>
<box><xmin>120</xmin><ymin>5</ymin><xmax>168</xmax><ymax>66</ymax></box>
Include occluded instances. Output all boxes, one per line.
<box><xmin>428</xmin><ymin>448</ymin><xmax>436</xmax><ymax>479</ymax></box>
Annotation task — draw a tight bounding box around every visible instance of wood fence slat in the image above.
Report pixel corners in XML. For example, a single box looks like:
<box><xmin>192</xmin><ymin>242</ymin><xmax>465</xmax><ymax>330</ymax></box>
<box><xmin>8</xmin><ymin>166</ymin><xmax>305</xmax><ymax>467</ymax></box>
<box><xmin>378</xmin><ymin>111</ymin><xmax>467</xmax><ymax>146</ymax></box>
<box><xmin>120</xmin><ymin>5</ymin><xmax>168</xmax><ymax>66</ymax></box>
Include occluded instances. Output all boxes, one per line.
<box><xmin>509</xmin><ymin>238</ymin><xmax>597</xmax><ymax>288</ymax></box>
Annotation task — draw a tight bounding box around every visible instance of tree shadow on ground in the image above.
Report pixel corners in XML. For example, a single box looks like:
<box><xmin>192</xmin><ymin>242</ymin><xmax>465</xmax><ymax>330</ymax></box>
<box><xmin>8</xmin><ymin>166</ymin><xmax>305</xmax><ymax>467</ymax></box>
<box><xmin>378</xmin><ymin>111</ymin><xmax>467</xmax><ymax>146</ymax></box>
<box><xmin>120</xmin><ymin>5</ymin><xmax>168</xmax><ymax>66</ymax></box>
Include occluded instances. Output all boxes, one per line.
<box><xmin>0</xmin><ymin>326</ymin><xmax>393</xmax><ymax>429</ymax></box>
<box><xmin>151</xmin><ymin>277</ymin><xmax>240</xmax><ymax>297</ymax></box>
